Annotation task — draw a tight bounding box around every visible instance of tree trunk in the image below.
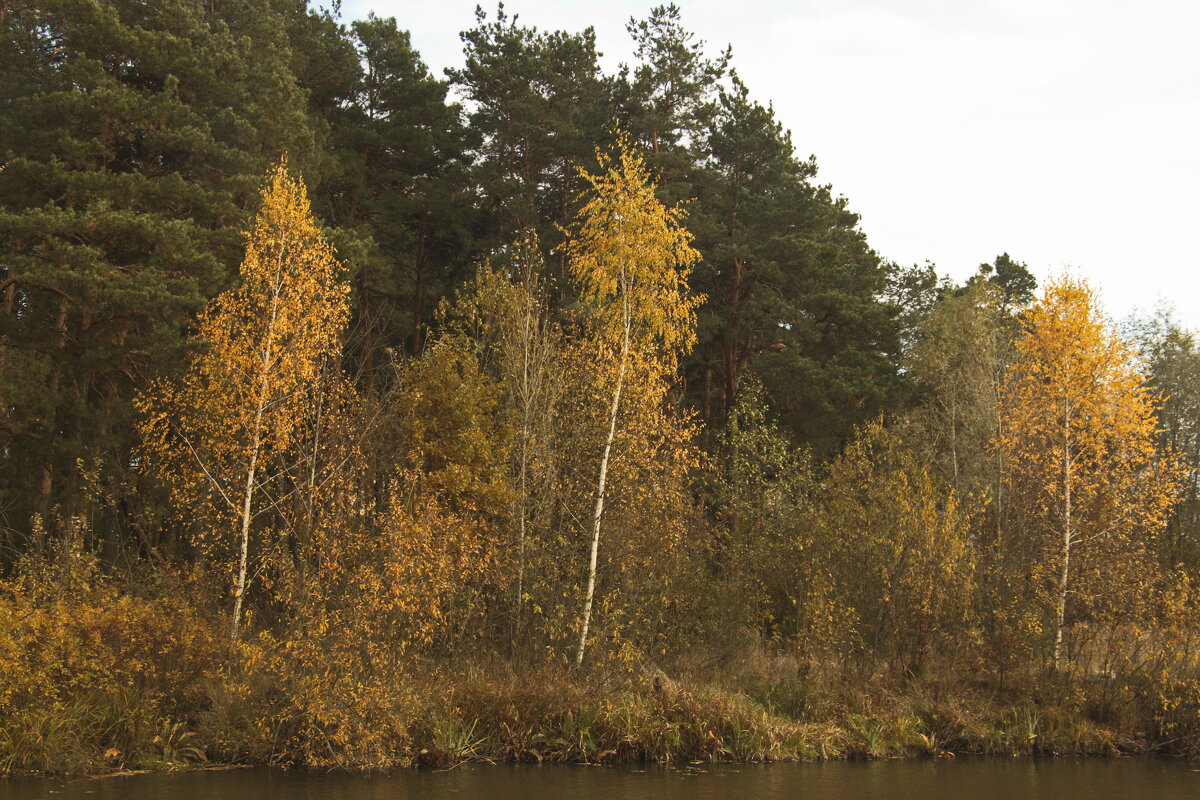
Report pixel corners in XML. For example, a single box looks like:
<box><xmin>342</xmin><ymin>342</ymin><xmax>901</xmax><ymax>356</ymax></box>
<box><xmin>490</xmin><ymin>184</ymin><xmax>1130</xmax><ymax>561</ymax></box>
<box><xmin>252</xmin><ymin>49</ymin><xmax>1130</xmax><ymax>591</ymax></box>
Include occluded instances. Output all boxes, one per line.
<box><xmin>995</xmin><ymin>414</ymin><xmax>1004</xmax><ymax>549</ymax></box>
<box><xmin>702</xmin><ymin>366</ymin><xmax>712</xmax><ymax>420</ymax></box>
<box><xmin>949</xmin><ymin>393</ymin><xmax>959</xmax><ymax>493</ymax></box>
<box><xmin>514</xmin><ymin>312</ymin><xmax>532</xmax><ymax>638</ymax></box>
<box><xmin>297</xmin><ymin>369</ymin><xmax>328</xmax><ymax>603</ymax></box>
<box><xmin>2</xmin><ymin>278</ymin><xmax>15</xmax><ymax>314</ymax></box>
<box><xmin>35</xmin><ymin>464</ymin><xmax>52</xmax><ymax>557</ymax></box>
<box><xmin>411</xmin><ymin>222</ymin><xmax>428</xmax><ymax>354</ymax></box>
<box><xmin>575</xmin><ymin>299</ymin><xmax>630</xmax><ymax>668</ymax></box>
<box><xmin>1053</xmin><ymin>521</ymin><xmax>1071</xmax><ymax>671</ymax></box>
<box><xmin>721</xmin><ymin>256</ymin><xmax>745</xmax><ymax>420</ymax></box>
<box><xmin>230</xmin><ymin>413</ymin><xmax>262</xmax><ymax>642</ymax></box>
<box><xmin>231</xmin><ymin>273</ymin><xmax>282</xmax><ymax>642</ymax></box>
<box><xmin>1053</xmin><ymin>401</ymin><xmax>1073</xmax><ymax>671</ymax></box>
<box><xmin>515</xmin><ymin>440</ymin><xmax>528</xmax><ymax>616</ymax></box>
<box><xmin>513</xmin><ymin>276</ymin><xmax>540</xmax><ymax>648</ymax></box>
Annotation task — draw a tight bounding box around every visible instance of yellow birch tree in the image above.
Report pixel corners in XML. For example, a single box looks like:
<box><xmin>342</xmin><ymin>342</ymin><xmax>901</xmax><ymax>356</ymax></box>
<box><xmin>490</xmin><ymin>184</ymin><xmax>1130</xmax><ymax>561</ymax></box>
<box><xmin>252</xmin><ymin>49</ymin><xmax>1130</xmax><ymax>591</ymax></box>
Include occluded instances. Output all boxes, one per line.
<box><xmin>996</xmin><ymin>275</ymin><xmax>1183</xmax><ymax>670</ymax></box>
<box><xmin>138</xmin><ymin>158</ymin><xmax>351</xmax><ymax>641</ymax></box>
<box><xmin>564</xmin><ymin>137</ymin><xmax>702</xmax><ymax>667</ymax></box>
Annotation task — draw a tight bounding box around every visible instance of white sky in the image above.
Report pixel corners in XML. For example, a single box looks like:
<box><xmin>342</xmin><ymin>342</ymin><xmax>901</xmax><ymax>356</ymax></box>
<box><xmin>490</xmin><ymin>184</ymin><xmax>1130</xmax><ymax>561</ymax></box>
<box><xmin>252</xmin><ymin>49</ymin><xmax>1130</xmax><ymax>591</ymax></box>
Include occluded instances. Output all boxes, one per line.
<box><xmin>337</xmin><ymin>0</ymin><xmax>1200</xmax><ymax>327</ymax></box>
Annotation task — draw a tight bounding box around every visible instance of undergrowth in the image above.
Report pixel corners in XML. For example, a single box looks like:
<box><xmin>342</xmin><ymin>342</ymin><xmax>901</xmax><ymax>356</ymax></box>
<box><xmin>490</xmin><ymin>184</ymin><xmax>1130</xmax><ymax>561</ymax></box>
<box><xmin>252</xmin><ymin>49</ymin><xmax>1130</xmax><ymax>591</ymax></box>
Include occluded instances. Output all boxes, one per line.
<box><xmin>3</xmin><ymin>563</ymin><xmax>1199</xmax><ymax>775</ymax></box>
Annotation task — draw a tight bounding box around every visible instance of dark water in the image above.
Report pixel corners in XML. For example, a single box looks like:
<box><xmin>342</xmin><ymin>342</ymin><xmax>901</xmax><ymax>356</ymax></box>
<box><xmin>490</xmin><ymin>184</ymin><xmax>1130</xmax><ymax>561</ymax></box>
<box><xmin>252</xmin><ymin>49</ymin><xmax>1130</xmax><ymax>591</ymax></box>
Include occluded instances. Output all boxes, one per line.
<box><xmin>3</xmin><ymin>759</ymin><xmax>1199</xmax><ymax>800</ymax></box>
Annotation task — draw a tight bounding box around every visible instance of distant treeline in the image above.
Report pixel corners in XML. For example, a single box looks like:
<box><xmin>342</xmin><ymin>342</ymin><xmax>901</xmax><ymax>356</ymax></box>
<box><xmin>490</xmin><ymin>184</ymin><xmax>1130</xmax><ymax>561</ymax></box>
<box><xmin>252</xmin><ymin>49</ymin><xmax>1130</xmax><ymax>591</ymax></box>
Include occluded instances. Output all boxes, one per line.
<box><xmin>3</xmin><ymin>0</ymin><xmax>1200</xmax><ymax>775</ymax></box>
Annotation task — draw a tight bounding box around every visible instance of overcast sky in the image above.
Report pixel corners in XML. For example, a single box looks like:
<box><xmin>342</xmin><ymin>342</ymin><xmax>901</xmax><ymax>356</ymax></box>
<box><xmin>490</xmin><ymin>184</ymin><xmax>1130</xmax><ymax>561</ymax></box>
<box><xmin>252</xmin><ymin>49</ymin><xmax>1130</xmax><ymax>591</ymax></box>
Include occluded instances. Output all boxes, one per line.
<box><xmin>338</xmin><ymin>0</ymin><xmax>1200</xmax><ymax>327</ymax></box>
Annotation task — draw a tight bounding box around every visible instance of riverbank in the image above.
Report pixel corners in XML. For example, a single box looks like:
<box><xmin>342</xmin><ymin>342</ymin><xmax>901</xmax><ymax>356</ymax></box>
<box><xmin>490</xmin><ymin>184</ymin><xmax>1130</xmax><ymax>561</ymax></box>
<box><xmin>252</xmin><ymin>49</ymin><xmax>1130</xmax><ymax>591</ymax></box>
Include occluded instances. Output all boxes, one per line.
<box><xmin>2</xmin><ymin>657</ymin><xmax>1190</xmax><ymax>777</ymax></box>
<box><xmin>3</xmin><ymin>560</ymin><xmax>1198</xmax><ymax>776</ymax></box>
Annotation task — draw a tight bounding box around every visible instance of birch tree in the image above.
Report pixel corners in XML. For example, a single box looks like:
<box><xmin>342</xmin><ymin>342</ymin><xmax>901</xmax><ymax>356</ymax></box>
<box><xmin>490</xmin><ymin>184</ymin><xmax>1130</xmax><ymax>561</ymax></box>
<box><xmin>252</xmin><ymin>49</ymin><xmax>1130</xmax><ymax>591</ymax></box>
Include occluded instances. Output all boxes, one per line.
<box><xmin>138</xmin><ymin>159</ymin><xmax>350</xmax><ymax>641</ymax></box>
<box><xmin>565</xmin><ymin>139</ymin><xmax>701</xmax><ymax>667</ymax></box>
<box><xmin>996</xmin><ymin>276</ymin><xmax>1182</xmax><ymax>670</ymax></box>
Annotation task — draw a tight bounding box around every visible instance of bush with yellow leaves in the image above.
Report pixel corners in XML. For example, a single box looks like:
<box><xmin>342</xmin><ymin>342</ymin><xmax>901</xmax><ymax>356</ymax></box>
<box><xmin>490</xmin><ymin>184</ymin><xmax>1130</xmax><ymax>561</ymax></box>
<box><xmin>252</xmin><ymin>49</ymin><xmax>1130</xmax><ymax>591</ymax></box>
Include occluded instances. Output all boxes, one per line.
<box><xmin>0</xmin><ymin>555</ymin><xmax>225</xmax><ymax>774</ymax></box>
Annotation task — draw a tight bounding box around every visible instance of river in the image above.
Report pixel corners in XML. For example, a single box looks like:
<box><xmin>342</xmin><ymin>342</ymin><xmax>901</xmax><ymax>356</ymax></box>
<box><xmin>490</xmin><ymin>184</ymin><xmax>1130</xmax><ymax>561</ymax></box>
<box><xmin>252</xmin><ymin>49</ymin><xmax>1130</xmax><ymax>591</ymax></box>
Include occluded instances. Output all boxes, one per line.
<box><xmin>3</xmin><ymin>758</ymin><xmax>1198</xmax><ymax>799</ymax></box>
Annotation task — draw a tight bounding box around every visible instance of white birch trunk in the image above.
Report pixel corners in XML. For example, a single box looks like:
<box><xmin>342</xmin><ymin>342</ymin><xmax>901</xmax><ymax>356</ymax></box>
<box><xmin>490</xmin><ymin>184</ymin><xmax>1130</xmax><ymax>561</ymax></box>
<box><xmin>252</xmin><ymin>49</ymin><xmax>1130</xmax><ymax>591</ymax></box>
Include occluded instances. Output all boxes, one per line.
<box><xmin>575</xmin><ymin>283</ymin><xmax>631</xmax><ymax>668</ymax></box>
<box><xmin>1053</xmin><ymin>398</ymin><xmax>1072</xmax><ymax>671</ymax></box>
<box><xmin>230</xmin><ymin>267</ymin><xmax>283</xmax><ymax>642</ymax></box>
<box><xmin>230</xmin><ymin>420</ymin><xmax>261</xmax><ymax>642</ymax></box>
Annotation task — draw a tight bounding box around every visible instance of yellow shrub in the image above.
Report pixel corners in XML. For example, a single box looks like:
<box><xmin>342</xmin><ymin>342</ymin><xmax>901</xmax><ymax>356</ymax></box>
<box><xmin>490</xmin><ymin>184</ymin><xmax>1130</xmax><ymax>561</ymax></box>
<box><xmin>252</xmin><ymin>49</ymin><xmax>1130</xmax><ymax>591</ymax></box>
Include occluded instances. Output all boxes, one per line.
<box><xmin>0</xmin><ymin>558</ymin><xmax>226</xmax><ymax>774</ymax></box>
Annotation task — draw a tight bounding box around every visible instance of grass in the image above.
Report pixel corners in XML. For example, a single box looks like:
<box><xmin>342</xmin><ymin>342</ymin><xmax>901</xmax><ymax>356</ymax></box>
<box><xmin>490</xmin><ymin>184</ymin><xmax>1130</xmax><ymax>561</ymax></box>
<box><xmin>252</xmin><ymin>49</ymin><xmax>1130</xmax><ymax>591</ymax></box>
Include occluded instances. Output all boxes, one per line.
<box><xmin>2</xmin><ymin>652</ymin><xmax>1185</xmax><ymax>776</ymax></box>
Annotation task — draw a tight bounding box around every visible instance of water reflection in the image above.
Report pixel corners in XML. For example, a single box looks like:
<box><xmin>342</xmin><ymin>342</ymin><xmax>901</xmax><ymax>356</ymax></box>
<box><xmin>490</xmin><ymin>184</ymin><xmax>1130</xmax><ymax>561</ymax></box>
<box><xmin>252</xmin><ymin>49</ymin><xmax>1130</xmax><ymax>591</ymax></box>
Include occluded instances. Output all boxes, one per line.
<box><xmin>5</xmin><ymin>758</ymin><xmax>1199</xmax><ymax>800</ymax></box>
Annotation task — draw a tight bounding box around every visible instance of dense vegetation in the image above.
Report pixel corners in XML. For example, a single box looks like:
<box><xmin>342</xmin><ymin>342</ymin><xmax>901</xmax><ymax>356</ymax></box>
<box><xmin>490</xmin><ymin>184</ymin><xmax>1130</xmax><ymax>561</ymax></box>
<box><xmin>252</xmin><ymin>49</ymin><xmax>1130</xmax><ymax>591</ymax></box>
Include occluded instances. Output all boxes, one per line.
<box><xmin>4</xmin><ymin>0</ymin><xmax>1200</xmax><ymax>775</ymax></box>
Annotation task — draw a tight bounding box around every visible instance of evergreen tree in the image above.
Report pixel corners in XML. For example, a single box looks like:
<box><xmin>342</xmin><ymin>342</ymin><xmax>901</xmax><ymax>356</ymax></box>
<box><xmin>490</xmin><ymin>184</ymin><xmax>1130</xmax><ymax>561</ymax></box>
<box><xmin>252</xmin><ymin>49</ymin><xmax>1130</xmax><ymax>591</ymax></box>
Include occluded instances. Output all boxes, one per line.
<box><xmin>326</xmin><ymin>14</ymin><xmax>478</xmax><ymax>377</ymax></box>
<box><xmin>687</xmin><ymin>77</ymin><xmax>900</xmax><ymax>455</ymax></box>
<box><xmin>620</xmin><ymin>2</ymin><xmax>729</xmax><ymax>199</ymax></box>
<box><xmin>624</xmin><ymin>3</ymin><xmax>729</xmax><ymax>155</ymax></box>
<box><xmin>0</xmin><ymin>0</ymin><xmax>323</xmax><ymax>555</ymax></box>
<box><xmin>450</xmin><ymin>4</ymin><xmax>612</xmax><ymax>290</ymax></box>
<box><xmin>981</xmin><ymin>252</ymin><xmax>1037</xmax><ymax>309</ymax></box>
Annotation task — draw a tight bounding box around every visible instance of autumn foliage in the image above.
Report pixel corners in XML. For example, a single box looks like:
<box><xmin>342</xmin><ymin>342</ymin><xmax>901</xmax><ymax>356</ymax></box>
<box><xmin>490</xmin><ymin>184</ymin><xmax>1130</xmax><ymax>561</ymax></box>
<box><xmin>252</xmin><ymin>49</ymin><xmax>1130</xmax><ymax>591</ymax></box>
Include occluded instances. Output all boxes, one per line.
<box><xmin>10</xmin><ymin>2</ymin><xmax>1200</xmax><ymax>778</ymax></box>
<box><xmin>7</xmin><ymin>155</ymin><xmax>1200</xmax><ymax>775</ymax></box>
<box><xmin>995</xmin><ymin>276</ymin><xmax>1185</xmax><ymax>668</ymax></box>
<box><xmin>811</xmin><ymin>421</ymin><xmax>975</xmax><ymax>674</ymax></box>
<box><xmin>137</xmin><ymin>159</ymin><xmax>353</xmax><ymax>640</ymax></box>
<box><xmin>564</xmin><ymin>139</ymin><xmax>703</xmax><ymax>666</ymax></box>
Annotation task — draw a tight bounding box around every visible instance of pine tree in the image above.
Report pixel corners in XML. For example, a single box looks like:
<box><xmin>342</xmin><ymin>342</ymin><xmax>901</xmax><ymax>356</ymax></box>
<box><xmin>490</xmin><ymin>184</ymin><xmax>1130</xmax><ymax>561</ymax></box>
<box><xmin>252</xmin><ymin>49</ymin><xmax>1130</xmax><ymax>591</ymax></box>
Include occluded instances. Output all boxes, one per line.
<box><xmin>326</xmin><ymin>15</ymin><xmax>478</xmax><ymax>371</ymax></box>
<box><xmin>687</xmin><ymin>77</ymin><xmax>900</xmax><ymax>454</ymax></box>
<box><xmin>623</xmin><ymin>3</ymin><xmax>729</xmax><ymax>175</ymax></box>
<box><xmin>0</xmin><ymin>0</ymin><xmax>321</xmax><ymax>557</ymax></box>
<box><xmin>450</xmin><ymin>5</ymin><xmax>612</xmax><ymax>288</ymax></box>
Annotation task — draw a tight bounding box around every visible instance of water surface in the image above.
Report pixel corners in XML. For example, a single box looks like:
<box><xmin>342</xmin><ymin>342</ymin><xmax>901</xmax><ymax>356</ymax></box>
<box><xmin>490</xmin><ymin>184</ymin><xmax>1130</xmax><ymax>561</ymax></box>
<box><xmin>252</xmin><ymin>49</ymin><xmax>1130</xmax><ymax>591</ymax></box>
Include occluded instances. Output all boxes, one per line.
<box><xmin>4</xmin><ymin>758</ymin><xmax>1199</xmax><ymax>799</ymax></box>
